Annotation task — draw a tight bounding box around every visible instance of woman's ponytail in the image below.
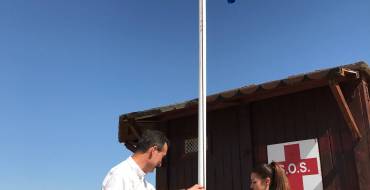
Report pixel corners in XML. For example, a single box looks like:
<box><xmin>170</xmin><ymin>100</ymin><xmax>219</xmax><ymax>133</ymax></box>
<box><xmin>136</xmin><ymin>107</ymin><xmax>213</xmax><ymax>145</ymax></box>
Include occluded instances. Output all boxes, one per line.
<box><xmin>269</xmin><ymin>162</ymin><xmax>290</xmax><ymax>190</ymax></box>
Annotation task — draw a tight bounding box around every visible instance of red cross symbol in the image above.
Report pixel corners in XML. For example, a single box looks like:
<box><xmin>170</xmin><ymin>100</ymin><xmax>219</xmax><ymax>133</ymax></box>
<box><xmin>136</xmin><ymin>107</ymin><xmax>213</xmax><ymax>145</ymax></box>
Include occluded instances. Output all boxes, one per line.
<box><xmin>277</xmin><ymin>144</ymin><xmax>319</xmax><ymax>190</ymax></box>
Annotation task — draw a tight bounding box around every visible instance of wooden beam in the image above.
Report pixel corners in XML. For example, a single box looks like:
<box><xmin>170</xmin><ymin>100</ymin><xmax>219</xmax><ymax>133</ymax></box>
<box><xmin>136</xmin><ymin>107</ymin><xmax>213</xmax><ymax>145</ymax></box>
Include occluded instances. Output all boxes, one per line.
<box><xmin>338</xmin><ymin>68</ymin><xmax>360</xmax><ymax>78</ymax></box>
<box><xmin>329</xmin><ymin>81</ymin><xmax>362</xmax><ymax>139</ymax></box>
<box><xmin>121</xmin><ymin>121</ymin><xmax>141</xmax><ymax>143</ymax></box>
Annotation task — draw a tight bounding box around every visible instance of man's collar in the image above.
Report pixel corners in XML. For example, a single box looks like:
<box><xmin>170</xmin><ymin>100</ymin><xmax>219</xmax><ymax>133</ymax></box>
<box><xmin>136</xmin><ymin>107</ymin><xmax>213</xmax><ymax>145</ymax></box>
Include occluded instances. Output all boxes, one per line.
<box><xmin>128</xmin><ymin>156</ymin><xmax>146</xmax><ymax>179</ymax></box>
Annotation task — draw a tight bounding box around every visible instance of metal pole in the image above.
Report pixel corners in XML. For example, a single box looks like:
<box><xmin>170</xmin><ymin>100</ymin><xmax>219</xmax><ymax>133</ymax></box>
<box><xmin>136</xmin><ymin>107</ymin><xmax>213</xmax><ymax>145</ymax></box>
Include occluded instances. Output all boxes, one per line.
<box><xmin>198</xmin><ymin>0</ymin><xmax>206</xmax><ymax>187</ymax></box>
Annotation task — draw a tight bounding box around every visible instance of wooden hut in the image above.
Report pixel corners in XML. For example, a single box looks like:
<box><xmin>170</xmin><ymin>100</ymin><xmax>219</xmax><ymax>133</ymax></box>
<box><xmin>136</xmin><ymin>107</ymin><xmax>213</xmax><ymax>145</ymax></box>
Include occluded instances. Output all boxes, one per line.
<box><xmin>118</xmin><ymin>61</ymin><xmax>370</xmax><ymax>190</ymax></box>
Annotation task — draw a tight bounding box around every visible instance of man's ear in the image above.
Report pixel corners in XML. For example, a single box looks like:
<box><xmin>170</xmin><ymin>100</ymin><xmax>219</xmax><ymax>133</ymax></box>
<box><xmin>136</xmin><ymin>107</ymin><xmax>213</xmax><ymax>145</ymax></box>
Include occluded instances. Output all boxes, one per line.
<box><xmin>148</xmin><ymin>146</ymin><xmax>157</xmax><ymax>158</ymax></box>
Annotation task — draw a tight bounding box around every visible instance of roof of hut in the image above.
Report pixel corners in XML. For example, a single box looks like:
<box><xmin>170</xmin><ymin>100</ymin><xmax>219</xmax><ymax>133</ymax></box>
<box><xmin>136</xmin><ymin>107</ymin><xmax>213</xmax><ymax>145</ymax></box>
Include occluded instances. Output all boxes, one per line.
<box><xmin>118</xmin><ymin>61</ymin><xmax>370</xmax><ymax>150</ymax></box>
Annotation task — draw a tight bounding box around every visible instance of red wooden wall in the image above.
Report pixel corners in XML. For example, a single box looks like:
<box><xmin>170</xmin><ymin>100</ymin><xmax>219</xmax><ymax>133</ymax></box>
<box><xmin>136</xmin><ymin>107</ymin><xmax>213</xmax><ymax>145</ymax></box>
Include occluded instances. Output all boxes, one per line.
<box><xmin>156</xmin><ymin>79</ymin><xmax>370</xmax><ymax>190</ymax></box>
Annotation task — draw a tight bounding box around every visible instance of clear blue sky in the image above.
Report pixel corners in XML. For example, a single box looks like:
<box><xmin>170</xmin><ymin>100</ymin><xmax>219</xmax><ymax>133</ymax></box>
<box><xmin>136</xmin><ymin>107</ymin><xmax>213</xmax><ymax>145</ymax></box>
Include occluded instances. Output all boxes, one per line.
<box><xmin>1</xmin><ymin>0</ymin><xmax>370</xmax><ymax>189</ymax></box>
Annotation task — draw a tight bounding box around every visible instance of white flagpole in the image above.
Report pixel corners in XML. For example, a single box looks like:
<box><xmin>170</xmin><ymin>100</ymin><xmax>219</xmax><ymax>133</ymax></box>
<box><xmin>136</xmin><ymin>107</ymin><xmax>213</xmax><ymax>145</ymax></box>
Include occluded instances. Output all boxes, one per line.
<box><xmin>198</xmin><ymin>0</ymin><xmax>206</xmax><ymax>187</ymax></box>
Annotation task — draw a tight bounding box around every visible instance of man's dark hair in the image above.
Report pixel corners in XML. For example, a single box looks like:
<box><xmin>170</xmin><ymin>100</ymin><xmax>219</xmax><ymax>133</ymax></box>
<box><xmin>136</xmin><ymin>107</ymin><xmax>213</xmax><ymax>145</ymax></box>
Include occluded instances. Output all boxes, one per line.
<box><xmin>135</xmin><ymin>130</ymin><xmax>169</xmax><ymax>152</ymax></box>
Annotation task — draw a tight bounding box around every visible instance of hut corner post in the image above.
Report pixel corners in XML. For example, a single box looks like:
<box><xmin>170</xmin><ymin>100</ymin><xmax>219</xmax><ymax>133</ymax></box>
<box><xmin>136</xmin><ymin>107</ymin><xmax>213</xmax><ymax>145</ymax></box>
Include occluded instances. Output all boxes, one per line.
<box><xmin>330</xmin><ymin>78</ymin><xmax>370</xmax><ymax>190</ymax></box>
<box><xmin>353</xmin><ymin>79</ymin><xmax>370</xmax><ymax>190</ymax></box>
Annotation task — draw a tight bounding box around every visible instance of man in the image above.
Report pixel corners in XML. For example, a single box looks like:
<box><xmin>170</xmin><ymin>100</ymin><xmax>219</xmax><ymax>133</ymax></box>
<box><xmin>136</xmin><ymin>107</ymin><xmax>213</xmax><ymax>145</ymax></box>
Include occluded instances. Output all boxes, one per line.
<box><xmin>102</xmin><ymin>130</ymin><xmax>204</xmax><ymax>190</ymax></box>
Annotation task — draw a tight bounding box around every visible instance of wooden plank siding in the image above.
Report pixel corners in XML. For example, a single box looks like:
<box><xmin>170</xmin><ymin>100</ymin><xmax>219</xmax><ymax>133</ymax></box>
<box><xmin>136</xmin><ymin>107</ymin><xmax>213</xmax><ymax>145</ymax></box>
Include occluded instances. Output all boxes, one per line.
<box><xmin>156</xmin><ymin>80</ymin><xmax>370</xmax><ymax>190</ymax></box>
<box><xmin>166</xmin><ymin>115</ymin><xmax>198</xmax><ymax>190</ymax></box>
<box><xmin>341</xmin><ymin>80</ymin><xmax>370</xmax><ymax>190</ymax></box>
<box><xmin>160</xmin><ymin>106</ymin><xmax>253</xmax><ymax>190</ymax></box>
<box><xmin>251</xmin><ymin>86</ymin><xmax>360</xmax><ymax>189</ymax></box>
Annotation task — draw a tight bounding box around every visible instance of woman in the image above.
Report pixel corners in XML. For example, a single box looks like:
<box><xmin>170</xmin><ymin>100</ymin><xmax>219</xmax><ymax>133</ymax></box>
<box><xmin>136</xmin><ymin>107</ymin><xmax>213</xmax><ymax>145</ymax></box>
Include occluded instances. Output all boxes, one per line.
<box><xmin>250</xmin><ymin>161</ymin><xmax>290</xmax><ymax>190</ymax></box>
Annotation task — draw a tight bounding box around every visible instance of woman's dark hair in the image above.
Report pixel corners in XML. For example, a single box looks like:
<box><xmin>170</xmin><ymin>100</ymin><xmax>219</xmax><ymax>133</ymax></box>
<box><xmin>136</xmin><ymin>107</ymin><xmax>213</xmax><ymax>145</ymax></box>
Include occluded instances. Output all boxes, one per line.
<box><xmin>252</xmin><ymin>161</ymin><xmax>290</xmax><ymax>190</ymax></box>
<box><xmin>135</xmin><ymin>130</ymin><xmax>169</xmax><ymax>153</ymax></box>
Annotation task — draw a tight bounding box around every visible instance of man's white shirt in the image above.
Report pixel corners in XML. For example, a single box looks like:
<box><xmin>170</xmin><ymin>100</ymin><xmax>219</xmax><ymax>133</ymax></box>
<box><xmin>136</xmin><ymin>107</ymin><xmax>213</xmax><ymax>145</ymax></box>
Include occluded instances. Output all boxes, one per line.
<box><xmin>102</xmin><ymin>157</ymin><xmax>155</xmax><ymax>190</ymax></box>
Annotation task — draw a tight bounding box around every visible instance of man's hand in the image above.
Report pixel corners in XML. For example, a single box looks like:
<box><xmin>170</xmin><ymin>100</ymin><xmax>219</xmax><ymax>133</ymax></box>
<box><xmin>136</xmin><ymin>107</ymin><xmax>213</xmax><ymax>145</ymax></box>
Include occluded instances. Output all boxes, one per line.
<box><xmin>187</xmin><ymin>184</ymin><xmax>204</xmax><ymax>190</ymax></box>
